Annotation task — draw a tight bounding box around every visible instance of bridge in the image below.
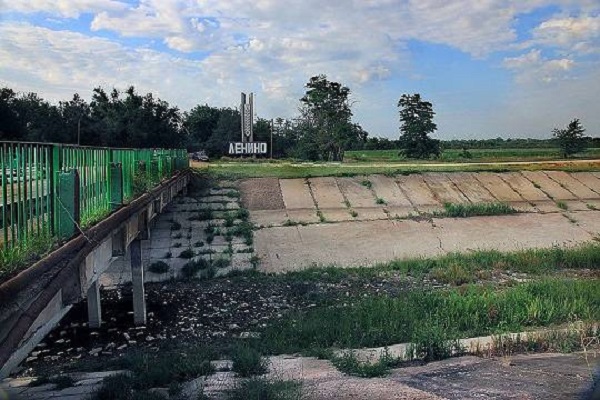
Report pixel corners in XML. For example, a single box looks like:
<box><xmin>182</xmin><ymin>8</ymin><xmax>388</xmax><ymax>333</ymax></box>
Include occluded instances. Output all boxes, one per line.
<box><xmin>0</xmin><ymin>141</ymin><xmax>190</xmax><ymax>377</ymax></box>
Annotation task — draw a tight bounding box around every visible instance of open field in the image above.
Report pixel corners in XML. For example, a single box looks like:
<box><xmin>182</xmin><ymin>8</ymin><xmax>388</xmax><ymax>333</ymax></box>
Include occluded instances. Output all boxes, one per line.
<box><xmin>345</xmin><ymin>147</ymin><xmax>600</xmax><ymax>163</ymax></box>
<box><xmin>194</xmin><ymin>158</ymin><xmax>600</xmax><ymax>180</ymax></box>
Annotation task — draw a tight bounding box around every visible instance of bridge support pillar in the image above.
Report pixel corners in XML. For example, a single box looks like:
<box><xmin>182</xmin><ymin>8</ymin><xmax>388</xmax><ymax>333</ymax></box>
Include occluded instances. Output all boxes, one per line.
<box><xmin>130</xmin><ymin>238</ymin><xmax>146</xmax><ymax>325</ymax></box>
<box><xmin>87</xmin><ymin>281</ymin><xmax>102</xmax><ymax>328</ymax></box>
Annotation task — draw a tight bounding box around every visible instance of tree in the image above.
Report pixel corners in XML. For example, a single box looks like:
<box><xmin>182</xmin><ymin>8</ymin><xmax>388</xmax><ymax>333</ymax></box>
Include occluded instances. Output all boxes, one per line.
<box><xmin>553</xmin><ymin>118</ymin><xmax>586</xmax><ymax>158</ymax></box>
<box><xmin>183</xmin><ymin>104</ymin><xmax>221</xmax><ymax>150</ymax></box>
<box><xmin>397</xmin><ymin>93</ymin><xmax>440</xmax><ymax>159</ymax></box>
<box><xmin>204</xmin><ymin>108</ymin><xmax>240</xmax><ymax>157</ymax></box>
<box><xmin>299</xmin><ymin>75</ymin><xmax>365</xmax><ymax>161</ymax></box>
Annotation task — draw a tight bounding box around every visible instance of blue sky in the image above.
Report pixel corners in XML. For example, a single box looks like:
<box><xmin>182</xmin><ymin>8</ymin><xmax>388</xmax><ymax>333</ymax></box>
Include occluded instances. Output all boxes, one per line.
<box><xmin>1</xmin><ymin>0</ymin><xmax>599</xmax><ymax>139</ymax></box>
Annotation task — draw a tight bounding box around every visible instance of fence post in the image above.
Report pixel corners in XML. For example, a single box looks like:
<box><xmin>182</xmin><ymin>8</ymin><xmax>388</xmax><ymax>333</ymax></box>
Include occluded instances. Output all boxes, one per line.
<box><xmin>110</xmin><ymin>162</ymin><xmax>123</xmax><ymax>211</ymax></box>
<box><xmin>56</xmin><ymin>169</ymin><xmax>80</xmax><ymax>241</ymax></box>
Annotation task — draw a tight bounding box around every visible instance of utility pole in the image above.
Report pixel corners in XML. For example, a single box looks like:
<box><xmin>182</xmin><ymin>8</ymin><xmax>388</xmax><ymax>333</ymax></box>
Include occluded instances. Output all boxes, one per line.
<box><xmin>270</xmin><ymin>119</ymin><xmax>274</xmax><ymax>159</ymax></box>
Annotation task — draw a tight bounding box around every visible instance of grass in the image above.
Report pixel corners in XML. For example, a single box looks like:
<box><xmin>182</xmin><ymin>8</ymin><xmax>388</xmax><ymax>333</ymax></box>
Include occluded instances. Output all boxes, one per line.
<box><xmin>198</xmin><ymin>160</ymin><xmax>600</xmax><ymax>180</ymax></box>
<box><xmin>345</xmin><ymin>147</ymin><xmax>600</xmax><ymax>163</ymax></box>
<box><xmin>360</xmin><ymin>179</ymin><xmax>372</xmax><ymax>189</ymax></box>
<box><xmin>557</xmin><ymin>201</ymin><xmax>568</xmax><ymax>210</ymax></box>
<box><xmin>148</xmin><ymin>261</ymin><xmax>170</xmax><ymax>274</ymax></box>
<box><xmin>316</xmin><ymin>210</ymin><xmax>326</xmax><ymax>223</ymax></box>
<box><xmin>226</xmin><ymin>377</ymin><xmax>303</xmax><ymax>400</ymax></box>
<box><xmin>231</xmin><ymin>220</ymin><xmax>254</xmax><ymax>245</ymax></box>
<box><xmin>81</xmin><ymin>206</ymin><xmax>112</xmax><ymax>229</ymax></box>
<box><xmin>93</xmin><ymin>345</ymin><xmax>216</xmax><ymax>399</ymax></box>
<box><xmin>231</xmin><ymin>345</ymin><xmax>269</xmax><ymax>377</ymax></box>
<box><xmin>435</xmin><ymin>202</ymin><xmax>517</xmax><ymax>218</ymax></box>
<box><xmin>331</xmin><ymin>349</ymin><xmax>401</xmax><ymax>377</ymax></box>
<box><xmin>259</xmin><ymin>279</ymin><xmax>600</xmax><ymax>355</ymax></box>
<box><xmin>0</xmin><ymin>232</ymin><xmax>54</xmax><ymax>281</ymax></box>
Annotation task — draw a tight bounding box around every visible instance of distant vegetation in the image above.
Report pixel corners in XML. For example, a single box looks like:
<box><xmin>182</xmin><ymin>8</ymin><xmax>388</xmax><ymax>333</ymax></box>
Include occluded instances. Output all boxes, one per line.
<box><xmin>2</xmin><ymin>83</ymin><xmax>596</xmax><ymax>162</ymax></box>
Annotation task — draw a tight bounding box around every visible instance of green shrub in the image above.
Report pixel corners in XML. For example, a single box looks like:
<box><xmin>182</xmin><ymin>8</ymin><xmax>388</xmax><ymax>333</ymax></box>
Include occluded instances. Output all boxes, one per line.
<box><xmin>148</xmin><ymin>261</ymin><xmax>170</xmax><ymax>274</ymax></box>
<box><xmin>331</xmin><ymin>349</ymin><xmax>399</xmax><ymax>378</ymax></box>
<box><xmin>231</xmin><ymin>345</ymin><xmax>269</xmax><ymax>377</ymax></box>
<box><xmin>213</xmin><ymin>257</ymin><xmax>231</xmax><ymax>269</ymax></box>
<box><xmin>226</xmin><ymin>377</ymin><xmax>302</xmax><ymax>400</ymax></box>
<box><xmin>178</xmin><ymin>248</ymin><xmax>195</xmax><ymax>259</ymax></box>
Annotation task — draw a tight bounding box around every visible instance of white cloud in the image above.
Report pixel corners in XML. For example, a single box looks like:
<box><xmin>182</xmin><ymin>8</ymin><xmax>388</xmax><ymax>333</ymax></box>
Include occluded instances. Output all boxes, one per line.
<box><xmin>1</xmin><ymin>1</ymin><xmax>600</xmax><ymax>139</ymax></box>
<box><xmin>503</xmin><ymin>49</ymin><xmax>575</xmax><ymax>82</ymax></box>
<box><xmin>533</xmin><ymin>15</ymin><xmax>600</xmax><ymax>47</ymax></box>
<box><xmin>0</xmin><ymin>0</ymin><xmax>127</xmax><ymax>18</ymax></box>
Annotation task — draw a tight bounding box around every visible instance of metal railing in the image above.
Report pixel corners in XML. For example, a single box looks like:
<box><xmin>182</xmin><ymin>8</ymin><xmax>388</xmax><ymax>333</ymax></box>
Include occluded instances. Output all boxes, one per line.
<box><xmin>1</xmin><ymin>141</ymin><xmax>188</xmax><ymax>250</ymax></box>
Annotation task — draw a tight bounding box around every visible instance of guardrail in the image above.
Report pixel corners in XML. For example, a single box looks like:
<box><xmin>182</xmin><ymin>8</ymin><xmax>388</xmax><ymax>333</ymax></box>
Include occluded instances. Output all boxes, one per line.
<box><xmin>1</xmin><ymin>141</ymin><xmax>188</xmax><ymax>250</ymax></box>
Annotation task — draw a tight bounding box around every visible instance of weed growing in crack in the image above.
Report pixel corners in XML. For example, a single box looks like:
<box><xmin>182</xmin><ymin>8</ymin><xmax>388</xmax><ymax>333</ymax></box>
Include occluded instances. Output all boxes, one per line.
<box><xmin>317</xmin><ymin>210</ymin><xmax>326</xmax><ymax>223</ymax></box>
<box><xmin>226</xmin><ymin>377</ymin><xmax>303</xmax><ymax>400</ymax></box>
<box><xmin>435</xmin><ymin>202</ymin><xmax>516</xmax><ymax>218</ymax></box>
<box><xmin>361</xmin><ymin>180</ymin><xmax>372</xmax><ymax>189</ymax></box>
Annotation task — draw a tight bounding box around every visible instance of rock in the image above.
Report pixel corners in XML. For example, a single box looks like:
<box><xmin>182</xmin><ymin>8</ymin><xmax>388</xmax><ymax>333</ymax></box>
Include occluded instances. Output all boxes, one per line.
<box><xmin>89</xmin><ymin>348</ymin><xmax>102</xmax><ymax>355</ymax></box>
<box><xmin>25</xmin><ymin>356</ymin><xmax>37</xmax><ymax>362</ymax></box>
<box><xmin>239</xmin><ymin>332</ymin><xmax>260</xmax><ymax>339</ymax></box>
<box><xmin>117</xmin><ymin>344</ymin><xmax>128</xmax><ymax>351</ymax></box>
<box><xmin>123</xmin><ymin>333</ymin><xmax>131</xmax><ymax>341</ymax></box>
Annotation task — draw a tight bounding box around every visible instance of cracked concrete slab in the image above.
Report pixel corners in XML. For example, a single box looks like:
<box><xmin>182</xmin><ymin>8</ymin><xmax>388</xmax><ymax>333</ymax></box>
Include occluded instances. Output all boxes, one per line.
<box><xmin>521</xmin><ymin>171</ymin><xmax>577</xmax><ymax>200</ymax></box>
<box><xmin>369</xmin><ymin>175</ymin><xmax>414</xmax><ymax>208</ymax></box>
<box><xmin>279</xmin><ymin>179</ymin><xmax>315</xmax><ymax>209</ymax></box>
<box><xmin>498</xmin><ymin>172</ymin><xmax>550</xmax><ymax>202</ymax></box>
<box><xmin>255</xmin><ymin>213</ymin><xmax>595</xmax><ymax>273</ymax></box>
<box><xmin>421</xmin><ymin>173</ymin><xmax>470</xmax><ymax>204</ymax></box>
<box><xmin>395</xmin><ymin>175</ymin><xmax>440</xmax><ymax>207</ymax></box>
<box><xmin>338</xmin><ymin>177</ymin><xmax>378</xmax><ymax>208</ymax></box>
<box><xmin>545</xmin><ymin>170</ymin><xmax>598</xmax><ymax>199</ymax></box>
<box><xmin>309</xmin><ymin>177</ymin><xmax>346</xmax><ymax>209</ymax></box>
<box><xmin>571</xmin><ymin>172</ymin><xmax>600</xmax><ymax>195</ymax></box>
<box><xmin>255</xmin><ymin>219</ymin><xmax>442</xmax><ymax>273</ymax></box>
<box><xmin>474</xmin><ymin>172</ymin><xmax>524</xmax><ymax>202</ymax></box>
<box><xmin>447</xmin><ymin>172</ymin><xmax>497</xmax><ymax>203</ymax></box>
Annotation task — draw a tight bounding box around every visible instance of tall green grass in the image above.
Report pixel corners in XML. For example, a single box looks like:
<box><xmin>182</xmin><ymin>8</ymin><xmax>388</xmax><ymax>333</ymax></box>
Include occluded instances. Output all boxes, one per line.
<box><xmin>345</xmin><ymin>148</ymin><xmax>600</xmax><ymax>163</ymax></box>
<box><xmin>434</xmin><ymin>202</ymin><xmax>517</xmax><ymax>218</ymax></box>
<box><xmin>260</xmin><ymin>279</ymin><xmax>600</xmax><ymax>354</ymax></box>
<box><xmin>200</xmin><ymin>162</ymin><xmax>600</xmax><ymax>180</ymax></box>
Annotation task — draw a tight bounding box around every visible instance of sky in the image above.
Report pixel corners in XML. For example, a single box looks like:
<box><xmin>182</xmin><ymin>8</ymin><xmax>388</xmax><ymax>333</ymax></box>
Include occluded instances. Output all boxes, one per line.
<box><xmin>0</xmin><ymin>1</ymin><xmax>599</xmax><ymax>140</ymax></box>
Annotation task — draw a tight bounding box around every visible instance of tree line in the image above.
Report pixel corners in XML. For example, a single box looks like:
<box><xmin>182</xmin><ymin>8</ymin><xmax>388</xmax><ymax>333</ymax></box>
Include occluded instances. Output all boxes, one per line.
<box><xmin>1</xmin><ymin>76</ymin><xmax>593</xmax><ymax>160</ymax></box>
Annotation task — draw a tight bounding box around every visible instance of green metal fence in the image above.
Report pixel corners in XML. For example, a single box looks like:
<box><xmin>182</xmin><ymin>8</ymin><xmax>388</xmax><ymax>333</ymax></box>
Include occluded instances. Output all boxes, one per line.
<box><xmin>1</xmin><ymin>141</ymin><xmax>188</xmax><ymax>250</ymax></box>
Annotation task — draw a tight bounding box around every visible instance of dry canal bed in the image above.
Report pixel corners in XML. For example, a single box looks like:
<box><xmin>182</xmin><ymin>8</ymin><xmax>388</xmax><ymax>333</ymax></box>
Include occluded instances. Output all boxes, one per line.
<box><xmin>240</xmin><ymin>171</ymin><xmax>600</xmax><ymax>272</ymax></box>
